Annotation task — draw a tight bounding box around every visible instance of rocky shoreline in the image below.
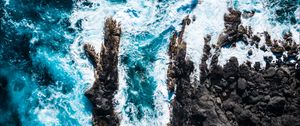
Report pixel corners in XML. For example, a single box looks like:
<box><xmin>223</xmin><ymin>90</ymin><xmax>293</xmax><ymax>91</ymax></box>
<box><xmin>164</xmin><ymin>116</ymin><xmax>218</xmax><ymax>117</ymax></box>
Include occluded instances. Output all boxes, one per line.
<box><xmin>168</xmin><ymin>16</ymin><xmax>232</xmax><ymax>126</ymax></box>
<box><xmin>84</xmin><ymin>9</ymin><xmax>299</xmax><ymax>126</ymax></box>
<box><xmin>167</xmin><ymin>16</ymin><xmax>196</xmax><ymax>125</ymax></box>
<box><xmin>84</xmin><ymin>17</ymin><xmax>121</xmax><ymax>126</ymax></box>
<box><xmin>168</xmin><ymin>8</ymin><xmax>300</xmax><ymax>126</ymax></box>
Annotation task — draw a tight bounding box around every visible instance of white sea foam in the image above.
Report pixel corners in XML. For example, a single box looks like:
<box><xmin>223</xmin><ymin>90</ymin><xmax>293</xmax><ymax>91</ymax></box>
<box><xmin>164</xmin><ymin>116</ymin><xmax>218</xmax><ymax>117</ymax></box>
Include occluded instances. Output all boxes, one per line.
<box><xmin>184</xmin><ymin>0</ymin><xmax>228</xmax><ymax>81</ymax></box>
<box><xmin>219</xmin><ymin>0</ymin><xmax>300</xmax><ymax>67</ymax></box>
<box><xmin>36</xmin><ymin>108</ymin><xmax>59</xmax><ymax>125</ymax></box>
<box><xmin>150</xmin><ymin>44</ymin><xmax>170</xmax><ymax>126</ymax></box>
<box><xmin>218</xmin><ymin>42</ymin><xmax>274</xmax><ymax>66</ymax></box>
<box><xmin>31</xmin><ymin>44</ymin><xmax>94</xmax><ymax>125</ymax></box>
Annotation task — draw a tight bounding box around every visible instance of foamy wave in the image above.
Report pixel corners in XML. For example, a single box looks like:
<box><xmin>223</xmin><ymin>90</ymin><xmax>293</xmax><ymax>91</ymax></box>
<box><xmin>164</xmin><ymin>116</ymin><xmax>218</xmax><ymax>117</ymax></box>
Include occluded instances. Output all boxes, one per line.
<box><xmin>184</xmin><ymin>0</ymin><xmax>228</xmax><ymax>81</ymax></box>
<box><xmin>221</xmin><ymin>0</ymin><xmax>298</xmax><ymax>67</ymax></box>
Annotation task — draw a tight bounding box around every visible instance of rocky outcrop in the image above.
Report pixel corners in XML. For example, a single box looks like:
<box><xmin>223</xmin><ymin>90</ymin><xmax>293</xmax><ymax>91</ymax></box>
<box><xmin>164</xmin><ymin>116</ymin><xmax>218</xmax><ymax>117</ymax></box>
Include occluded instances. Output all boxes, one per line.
<box><xmin>84</xmin><ymin>17</ymin><xmax>121</xmax><ymax>126</ymax></box>
<box><xmin>217</xmin><ymin>8</ymin><xmax>243</xmax><ymax>47</ymax></box>
<box><xmin>198</xmin><ymin>9</ymin><xmax>300</xmax><ymax>126</ymax></box>
<box><xmin>199</xmin><ymin>55</ymin><xmax>300</xmax><ymax>126</ymax></box>
<box><xmin>169</xmin><ymin>8</ymin><xmax>300</xmax><ymax>126</ymax></box>
<box><xmin>168</xmin><ymin>16</ymin><xmax>230</xmax><ymax>126</ymax></box>
<box><xmin>83</xmin><ymin>9</ymin><xmax>299</xmax><ymax>126</ymax></box>
<box><xmin>167</xmin><ymin>16</ymin><xmax>197</xmax><ymax>126</ymax></box>
<box><xmin>167</xmin><ymin>16</ymin><xmax>192</xmax><ymax>94</ymax></box>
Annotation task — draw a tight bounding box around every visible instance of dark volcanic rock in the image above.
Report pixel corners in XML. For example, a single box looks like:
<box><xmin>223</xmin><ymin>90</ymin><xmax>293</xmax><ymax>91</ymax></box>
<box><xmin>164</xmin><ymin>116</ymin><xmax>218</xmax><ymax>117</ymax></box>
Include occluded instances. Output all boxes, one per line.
<box><xmin>198</xmin><ymin>55</ymin><xmax>300</xmax><ymax>126</ymax></box>
<box><xmin>248</xmin><ymin>49</ymin><xmax>253</xmax><ymax>56</ymax></box>
<box><xmin>254</xmin><ymin>62</ymin><xmax>261</xmax><ymax>71</ymax></box>
<box><xmin>168</xmin><ymin>16</ymin><xmax>230</xmax><ymax>126</ymax></box>
<box><xmin>200</xmin><ymin>35</ymin><xmax>212</xmax><ymax>83</ymax></box>
<box><xmin>237</xmin><ymin>78</ymin><xmax>247</xmax><ymax>91</ymax></box>
<box><xmin>217</xmin><ymin>8</ymin><xmax>242</xmax><ymax>47</ymax></box>
<box><xmin>296</xmin><ymin>61</ymin><xmax>300</xmax><ymax>80</ymax></box>
<box><xmin>167</xmin><ymin>16</ymin><xmax>192</xmax><ymax>94</ymax></box>
<box><xmin>167</xmin><ymin>7</ymin><xmax>300</xmax><ymax>126</ymax></box>
<box><xmin>263</xmin><ymin>67</ymin><xmax>276</xmax><ymax>78</ymax></box>
<box><xmin>84</xmin><ymin>17</ymin><xmax>121</xmax><ymax>126</ymax></box>
<box><xmin>242</xmin><ymin>10</ymin><xmax>255</xmax><ymax>19</ymax></box>
<box><xmin>223</xmin><ymin>57</ymin><xmax>239</xmax><ymax>81</ymax></box>
<box><xmin>267</xmin><ymin>96</ymin><xmax>286</xmax><ymax>113</ymax></box>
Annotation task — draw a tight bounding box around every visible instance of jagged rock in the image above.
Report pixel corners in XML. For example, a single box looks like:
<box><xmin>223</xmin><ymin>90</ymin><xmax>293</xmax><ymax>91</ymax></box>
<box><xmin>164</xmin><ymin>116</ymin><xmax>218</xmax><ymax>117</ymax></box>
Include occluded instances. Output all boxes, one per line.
<box><xmin>272</xmin><ymin>115</ymin><xmax>300</xmax><ymax>126</ymax></box>
<box><xmin>264</xmin><ymin>67</ymin><xmax>276</xmax><ymax>78</ymax></box>
<box><xmin>171</xmin><ymin>8</ymin><xmax>300</xmax><ymax>126</ymax></box>
<box><xmin>260</xmin><ymin>45</ymin><xmax>267</xmax><ymax>52</ymax></box>
<box><xmin>217</xmin><ymin>8</ymin><xmax>242</xmax><ymax>47</ymax></box>
<box><xmin>242</xmin><ymin>10</ymin><xmax>255</xmax><ymax>19</ymax></box>
<box><xmin>239</xmin><ymin>64</ymin><xmax>251</xmax><ymax>78</ymax></box>
<box><xmin>296</xmin><ymin>62</ymin><xmax>300</xmax><ymax>80</ymax></box>
<box><xmin>264</xmin><ymin>31</ymin><xmax>272</xmax><ymax>46</ymax></box>
<box><xmin>223</xmin><ymin>57</ymin><xmax>239</xmax><ymax>80</ymax></box>
<box><xmin>200</xmin><ymin>51</ymin><xmax>299</xmax><ymax>125</ymax></box>
<box><xmin>271</xmin><ymin>45</ymin><xmax>285</xmax><ymax>54</ymax></box>
<box><xmin>252</xmin><ymin>35</ymin><xmax>261</xmax><ymax>43</ymax></box>
<box><xmin>248</xmin><ymin>49</ymin><xmax>253</xmax><ymax>56</ymax></box>
<box><xmin>237</xmin><ymin>78</ymin><xmax>247</xmax><ymax>91</ymax></box>
<box><xmin>267</xmin><ymin>96</ymin><xmax>286</xmax><ymax>113</ymax></box>
<box><xmin>210</xmin><ymin>64</ymin><xmax>224</xmax><ymax>85</ymax></box>
<box><xmin>200</xmin><ymin>35</ymin><xmax>212</xmax><ymax>83</ymax></box>
<box><xmin>202</xmin><ymin>35</ymin><xmax>212</xmax><ymax>62</ymax></box>
<box><xmin>169</xmin><ymin>16</ymin><xmax>231</xmax><ymax>126</ymax></box>
<box><xmin>254</xmin><ymin>62</ymin><xmax>261</xmax><ymax>71</ymax></box>
<box><xmin>84</xmin><ymin>17</ymin><xmax>121</xmax><ymax>126</ymax></box>
<box><xmin>84</xmin><ymin>44</ymin><xmax>99</xmax><ymax>68</ymax></box>
<box><xmin>167</xmin><ymin>16</ymin><xmax>191</xmax><ymax>93</ymax></box>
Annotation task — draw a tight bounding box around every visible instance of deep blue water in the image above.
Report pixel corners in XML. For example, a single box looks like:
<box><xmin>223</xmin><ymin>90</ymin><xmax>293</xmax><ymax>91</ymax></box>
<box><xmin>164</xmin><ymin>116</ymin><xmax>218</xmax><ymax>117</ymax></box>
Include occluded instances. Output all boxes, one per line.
<box><xmin>0</xmin><ymin>0</ymin><xmax>299</xmax><ymax>125</ymax></box>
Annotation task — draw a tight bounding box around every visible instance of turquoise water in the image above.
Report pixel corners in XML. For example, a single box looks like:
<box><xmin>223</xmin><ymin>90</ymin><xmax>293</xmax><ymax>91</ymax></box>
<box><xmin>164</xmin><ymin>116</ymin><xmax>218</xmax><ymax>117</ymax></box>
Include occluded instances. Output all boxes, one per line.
<box><xmin>121</xmin><ymin>26</ymin><xmax>175</xmax><ymax>121</ymax></box>
<box><xmin>0</xmin><ymin>0</ymin><xmax>299</xmax><ymax>125</ymax></box>
<box><xmin>0</xmin><ymin>0</ymin><xmax>92</xmax><ymax>125</ymax></box>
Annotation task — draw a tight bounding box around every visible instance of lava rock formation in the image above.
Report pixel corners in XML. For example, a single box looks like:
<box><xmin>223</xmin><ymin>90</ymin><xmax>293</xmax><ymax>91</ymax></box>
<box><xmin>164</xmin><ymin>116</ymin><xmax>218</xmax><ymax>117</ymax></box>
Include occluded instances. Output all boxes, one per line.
<box><xmin>168</xmin><ymin>8</ymin><xmax>300</xmax><ymax>126</ymax></box>
<box><xmin>84</xmin><ymin>17</ymin><xmax>121</xmax><ymax>126</ymax></box>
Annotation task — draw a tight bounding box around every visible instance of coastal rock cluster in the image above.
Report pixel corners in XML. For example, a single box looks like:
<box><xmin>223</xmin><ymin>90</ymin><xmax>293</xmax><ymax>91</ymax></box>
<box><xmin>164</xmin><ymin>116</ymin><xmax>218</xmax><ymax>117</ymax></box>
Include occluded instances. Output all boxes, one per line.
<box><xmin>169</xmin><ymin>17</ymin><xmax>231</xmax><ymax>126</ymax></box>
<box><xmin>84</xmin><ymin>8</ymin><xmax>299</xmax><ymax>126</ymax></box>
<box><xmin>167</xmin><ymin>16</ymin><xmax>197</xmax><ymax>125</ymax></box>
<box><xmin>169</xmin><ymin>8</ymin><xmax>300</xmax><ymax>126</ymax></box>
<box><xmin>84</xmin><ymin>17</ymin><xmax>121</xmax><ymax>126</ymax></box>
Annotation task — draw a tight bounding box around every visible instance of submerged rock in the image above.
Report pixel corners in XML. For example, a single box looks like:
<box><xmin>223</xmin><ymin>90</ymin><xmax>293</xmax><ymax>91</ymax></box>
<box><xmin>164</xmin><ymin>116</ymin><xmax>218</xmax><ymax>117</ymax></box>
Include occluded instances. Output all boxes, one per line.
<box><xmin>242</xmin><ymin>10</ymin><xmax>255</xmax><ymax>19</ymax></box>
<box><xmin>84</xmin><ymin>17</ymin><xmax>121</xmax><ymax>126</ymax></box>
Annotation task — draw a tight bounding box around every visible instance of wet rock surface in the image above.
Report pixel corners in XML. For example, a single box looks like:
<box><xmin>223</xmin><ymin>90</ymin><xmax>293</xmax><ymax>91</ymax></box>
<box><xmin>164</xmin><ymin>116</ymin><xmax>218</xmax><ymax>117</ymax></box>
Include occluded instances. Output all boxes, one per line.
<box><xmin>169</xmin><ymin>8</ymin><xmax>300</xmax><ymax>126</ymax></box>
<box><xmin>84</xmin><ymin>17</ymin><xmax>121</xmax><ymax>126</ymax></box>
<box><xmin>217</xmin><ymin>8</ymin><xmax>242</xmax><ymax>47</ymax></box>
<box><xmin>85</xmin><ymin>9</ymin><xmax>300</xmax><ymax>126</ymax></box>
<box><xmin>198</xmin><ymin>53</ymin><xmax>300</xmax><ymax>126</ymax></box>
<box><xmin>169</xmin><ymin>16</ymin><xmax>230</xmax><ymax>126</ymax></box>
<box><xmin>167</xmin><ymin>16</ymin><xmax>202</xmax><ymax>126</ymax></box>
